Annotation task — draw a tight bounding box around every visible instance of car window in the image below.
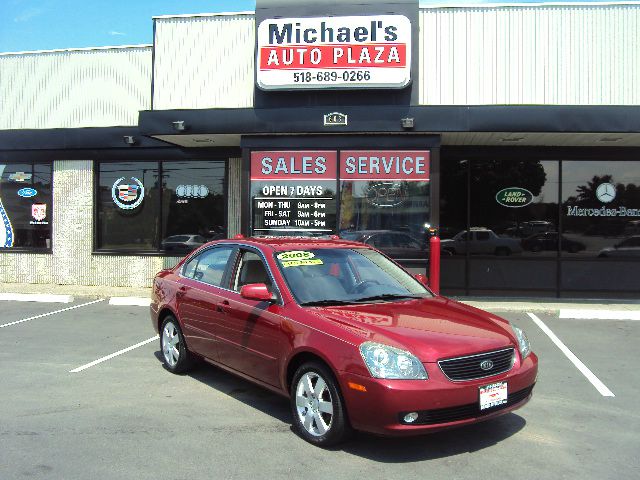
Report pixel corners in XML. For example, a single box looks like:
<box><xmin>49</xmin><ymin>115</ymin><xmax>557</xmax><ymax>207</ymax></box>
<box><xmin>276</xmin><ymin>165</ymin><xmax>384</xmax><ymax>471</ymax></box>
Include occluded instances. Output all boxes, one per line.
<box><xmin>233</xmin><ymin>251</ymin><xmax>272</xmax><ymax>291</ymax></box>
<box><xmin>167</xmin><ymin>235</ymin><xmax>190</xmax><ymax>242</ymax></box>
<box><xmin>192</xmin><ymin>246</ymin><xmax>234</xmax><ymax>286</ymax></box>
<box><xmin>182</xmin><ymin>256</ymin><xmax>199</xmax><ymax>278</ymax></box>
<box><xmin>476</xmin><ymin>231</ymin><xmax>490</xmax><ymax>241</ymax></box>
<box><xmin>275</xmin><ymin>248</ymin><xmax>431</xmax><ymax>305</ymax></box>
<box><xmin>392</xmin><ymin>233</ymin><xmax>420</xmax><ymax>248</ymax></box>
<box><xmin>372</xmin><ymin>234</ymin><xmax>392</xmax><ymax>248</ymax></box>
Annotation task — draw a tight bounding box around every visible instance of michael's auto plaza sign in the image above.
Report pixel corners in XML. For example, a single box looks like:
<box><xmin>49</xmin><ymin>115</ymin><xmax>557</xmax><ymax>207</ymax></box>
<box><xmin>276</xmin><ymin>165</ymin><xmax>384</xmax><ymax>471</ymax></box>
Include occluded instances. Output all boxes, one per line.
<box><xmin>256</xmin><ymin>15</ymin><xmax>412</xmax><ymax>90</ymax></box>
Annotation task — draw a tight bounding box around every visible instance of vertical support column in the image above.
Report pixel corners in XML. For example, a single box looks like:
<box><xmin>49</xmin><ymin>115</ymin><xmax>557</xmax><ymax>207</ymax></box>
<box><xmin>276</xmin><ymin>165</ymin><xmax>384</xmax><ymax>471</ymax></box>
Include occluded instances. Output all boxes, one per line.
<box><xmin>227</xmin><ymin>157</ymin><xmax>242</xmax><ymax>237</ymax></box>
<box><xmin>52</xmin><ymin>160</ymin><xmax>93</xmax><ymax>285</ymax></box>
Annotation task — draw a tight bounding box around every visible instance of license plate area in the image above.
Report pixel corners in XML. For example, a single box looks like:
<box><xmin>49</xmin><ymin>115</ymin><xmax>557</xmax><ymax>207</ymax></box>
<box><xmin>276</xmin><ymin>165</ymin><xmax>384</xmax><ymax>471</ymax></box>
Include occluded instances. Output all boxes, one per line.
<box><xmin>479</xmin><ymin>381</ymin><xmax>508</xmax><ymax>411</ymax></box>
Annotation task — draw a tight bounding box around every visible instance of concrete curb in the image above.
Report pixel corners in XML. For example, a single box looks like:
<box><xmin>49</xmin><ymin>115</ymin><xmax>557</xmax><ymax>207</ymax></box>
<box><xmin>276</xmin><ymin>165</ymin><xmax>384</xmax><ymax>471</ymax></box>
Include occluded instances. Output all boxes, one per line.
<box><xmin>0</xmin><ymin>283</ymin><xmax>151</xmax><ymax>299</ymax></box>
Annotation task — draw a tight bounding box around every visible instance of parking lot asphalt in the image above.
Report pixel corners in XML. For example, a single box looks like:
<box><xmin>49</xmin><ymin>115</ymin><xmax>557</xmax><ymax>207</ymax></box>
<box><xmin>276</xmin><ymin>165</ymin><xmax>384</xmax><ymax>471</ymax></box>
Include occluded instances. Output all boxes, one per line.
<box><xmin>0</xmin><ymin>296</ymin><xmax>639</xmax><ymax>480</ymax></box>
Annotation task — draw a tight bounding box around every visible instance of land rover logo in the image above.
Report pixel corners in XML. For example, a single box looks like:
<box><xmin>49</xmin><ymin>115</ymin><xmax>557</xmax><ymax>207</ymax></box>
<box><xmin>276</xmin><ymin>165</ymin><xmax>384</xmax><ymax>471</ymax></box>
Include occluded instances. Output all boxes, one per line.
<box><xmin>496</xmin><ymin>187</ymin><xmax>534</xmax><ymax>208</ymax></box>
<box><xmin>480</xmin><ymin>360</ymin><xmax>494</xmax><ymax>371</ymax></box>
<box><xmin>595</xmin><ymin>182</ymin><xmax>616</xmax><ymax>203</ymax></box>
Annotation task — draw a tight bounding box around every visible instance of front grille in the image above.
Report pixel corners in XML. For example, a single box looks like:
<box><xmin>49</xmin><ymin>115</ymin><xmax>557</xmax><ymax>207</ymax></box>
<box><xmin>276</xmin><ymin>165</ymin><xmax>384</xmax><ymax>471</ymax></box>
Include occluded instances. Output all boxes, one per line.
<box><xmin>400</xmin><ymin>384</ymin><xmax>534</xmax><ymax>425</ymax></box>
<box><xmin>438</xmin><ymin>348</ymin><xmax>515</xmax><ymax>381</ymax></box>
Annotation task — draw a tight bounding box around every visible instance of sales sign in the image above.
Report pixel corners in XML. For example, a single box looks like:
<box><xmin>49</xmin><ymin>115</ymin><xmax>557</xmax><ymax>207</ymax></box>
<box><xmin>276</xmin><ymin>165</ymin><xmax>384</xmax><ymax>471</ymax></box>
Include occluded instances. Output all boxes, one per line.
<box><xmin>251</xmin><ymin>151</ymin><xmax>338</xmax><ymax>234</ymax></box>
<box><xmin>256</xmin><ymin>15</ymin><xmax>412</xmax><ymax>90</ymax></box>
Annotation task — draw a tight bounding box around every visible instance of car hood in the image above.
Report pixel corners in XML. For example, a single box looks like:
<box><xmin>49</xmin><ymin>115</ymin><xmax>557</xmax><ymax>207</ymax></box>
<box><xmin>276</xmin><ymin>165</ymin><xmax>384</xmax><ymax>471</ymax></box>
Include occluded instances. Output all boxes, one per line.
<box><xmin>309</xmin><ymin>297</ymin><xmax>516</xmax><ymax>363</ymax></box>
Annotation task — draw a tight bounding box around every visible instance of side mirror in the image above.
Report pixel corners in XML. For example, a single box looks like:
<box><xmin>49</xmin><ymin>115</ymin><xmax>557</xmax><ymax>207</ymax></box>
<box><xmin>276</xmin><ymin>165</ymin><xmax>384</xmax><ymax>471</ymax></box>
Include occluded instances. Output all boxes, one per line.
<box><xmin>240</xmin><ymin>283</ymin><xmax>274</xmax><ymax>302</ymax></box>
<box><xmin>414</xmin><ymin>273</ymin><xmax>429</xmax><ymax>286</ymax></box>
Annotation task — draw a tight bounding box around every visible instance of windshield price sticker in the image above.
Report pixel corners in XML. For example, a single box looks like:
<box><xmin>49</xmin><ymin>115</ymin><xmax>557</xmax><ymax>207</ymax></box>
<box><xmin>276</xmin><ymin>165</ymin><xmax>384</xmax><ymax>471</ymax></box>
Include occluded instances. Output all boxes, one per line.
<box><xmin>277</xmin><ymin>251</ymin><xmax>315</xmax><ymax>261</ymax></box>
<box><xmin>479</xmin><ymin>382</ymin><xmax>508</xmax><ymax>411</ymax></box>
<box><xmin>281</xmin><ymin>259</ymin><xmax>324</xmax><ymax>268</ymax></box>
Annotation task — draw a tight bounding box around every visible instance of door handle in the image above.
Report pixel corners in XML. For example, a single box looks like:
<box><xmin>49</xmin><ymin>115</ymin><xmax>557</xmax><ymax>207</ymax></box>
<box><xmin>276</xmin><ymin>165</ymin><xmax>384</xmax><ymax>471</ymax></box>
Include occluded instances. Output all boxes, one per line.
<box><xmin>216</xmin><ymin>300</ymin><xmax>230</xmax><ymax>313</ymax></box>
<box><xmin>176</xmin><ymin>285</ymin><xmax>187</xmax><ymax>297</ymax></box>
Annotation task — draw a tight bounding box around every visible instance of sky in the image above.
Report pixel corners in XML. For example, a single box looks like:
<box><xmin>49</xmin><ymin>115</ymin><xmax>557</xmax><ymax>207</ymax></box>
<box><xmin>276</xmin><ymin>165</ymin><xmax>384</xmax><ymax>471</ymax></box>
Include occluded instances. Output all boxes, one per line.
<box><xmin>0</xmin><ymin>0</ymin><xmax>632</xmax><ymax>53</ymax></box>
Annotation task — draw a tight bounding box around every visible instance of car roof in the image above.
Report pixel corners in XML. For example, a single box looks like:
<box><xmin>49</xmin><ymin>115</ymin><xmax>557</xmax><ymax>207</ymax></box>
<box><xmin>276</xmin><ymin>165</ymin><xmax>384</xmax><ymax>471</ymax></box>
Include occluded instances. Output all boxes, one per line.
<box><xmin>213</xmin><ymin>237</ymin><xmax>369</xmax><ymax>251</ymax></box>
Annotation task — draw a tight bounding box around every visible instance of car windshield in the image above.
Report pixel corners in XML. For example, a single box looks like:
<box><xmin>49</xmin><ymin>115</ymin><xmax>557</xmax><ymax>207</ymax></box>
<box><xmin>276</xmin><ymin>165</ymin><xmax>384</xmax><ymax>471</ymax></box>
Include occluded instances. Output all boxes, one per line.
<box><xmin>274</xmin><ymin>248</ymin><xmax>432</xmax><ymax>306</ymax></box>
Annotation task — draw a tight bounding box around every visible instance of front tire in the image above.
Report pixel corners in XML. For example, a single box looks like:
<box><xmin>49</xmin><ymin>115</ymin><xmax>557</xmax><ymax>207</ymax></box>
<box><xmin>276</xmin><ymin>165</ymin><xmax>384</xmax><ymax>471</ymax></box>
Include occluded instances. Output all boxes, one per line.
<box><xmin>160</xmin><ymin>316</ymin><xmax>193</xmax><ymax>374</ymax></box>
<box><xmin>290</xmin><ymin>362</ymin><xmax>351</xmax><ymax>447</ymax></box>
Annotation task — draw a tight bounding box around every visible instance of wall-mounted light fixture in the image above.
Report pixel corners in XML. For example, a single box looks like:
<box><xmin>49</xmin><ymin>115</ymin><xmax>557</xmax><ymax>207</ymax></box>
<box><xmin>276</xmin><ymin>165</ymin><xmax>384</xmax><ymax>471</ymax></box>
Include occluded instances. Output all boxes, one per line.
<box><xmin>172</xmin><ymin>120</ymin><xmax>186</xmax><ymax>132</ymax></box>
<box><xmin>123</xmin><ymin>135</ymin><xmax>136</xmax><ymax>146</ymax></box>
<box><xmin>401</xmin><ymin>117</ymin><xmax>414</xmax><ymax>129</ymax></box>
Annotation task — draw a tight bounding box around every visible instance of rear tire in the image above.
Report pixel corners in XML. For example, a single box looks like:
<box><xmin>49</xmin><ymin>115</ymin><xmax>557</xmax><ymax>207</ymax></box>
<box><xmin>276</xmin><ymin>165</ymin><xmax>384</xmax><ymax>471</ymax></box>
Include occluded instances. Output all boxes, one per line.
<box><xmin>160</xmin><ymin>316</ymin><xmax>193</xmax><ymax>374</ymax></box>
<box><xmin>290</xmin><ymin>362</ymin><xmax>351</xmax><ymax>447</ymax></box>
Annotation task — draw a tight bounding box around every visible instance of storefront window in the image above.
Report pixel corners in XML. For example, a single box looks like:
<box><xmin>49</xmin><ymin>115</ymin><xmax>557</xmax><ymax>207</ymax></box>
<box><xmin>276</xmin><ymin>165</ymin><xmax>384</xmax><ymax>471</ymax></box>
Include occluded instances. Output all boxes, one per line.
<box><xmin>161</xmin><ymin>161</ymin><xmax>226</xmax><ymax>254</ymax></box>
<box><xmin>96</xmin><ymin>160</ymin><xmax>226</xmax><ymax>253</ymax></box>
<box><xmin>340</xmin><ymin>151</ymin><xmax>430</xmax><ymax>259</ymax></box>
<box><xmin>562</xmin><ymin>161</ymin><xmax>640</xmax><ymax>258</ymax></box>
<box><xmin>250</xmin><ymin>151</ymin><xmax>338</xmax><ymax>236</ymax></box>
<box><xmin>0</xmin><ymin>162</ymin><xmax>52</xmax><ymax>250</ymax></box>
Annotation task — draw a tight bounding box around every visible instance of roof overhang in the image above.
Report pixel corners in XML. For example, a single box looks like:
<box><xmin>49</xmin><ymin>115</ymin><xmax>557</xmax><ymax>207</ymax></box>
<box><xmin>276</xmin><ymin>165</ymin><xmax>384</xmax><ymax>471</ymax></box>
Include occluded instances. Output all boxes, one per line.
<box><xmin>139</xmin><ymin>105</ymin><xmax>640</xmax><ymax>148</ymax></box>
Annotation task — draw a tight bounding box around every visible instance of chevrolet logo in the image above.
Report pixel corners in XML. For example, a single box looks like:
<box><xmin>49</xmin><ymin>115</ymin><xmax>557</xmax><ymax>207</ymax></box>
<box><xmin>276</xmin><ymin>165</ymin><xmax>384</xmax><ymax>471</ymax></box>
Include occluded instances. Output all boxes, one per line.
<box><xmin>9</xmin><ymin>172</ymin><xmax>32</xmax><ymax>182</ymax></box>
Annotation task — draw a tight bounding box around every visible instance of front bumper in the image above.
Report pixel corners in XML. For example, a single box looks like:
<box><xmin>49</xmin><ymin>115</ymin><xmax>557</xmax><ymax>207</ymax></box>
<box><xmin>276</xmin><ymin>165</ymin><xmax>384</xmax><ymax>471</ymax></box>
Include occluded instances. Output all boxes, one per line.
<box><xmin>339</xmin><ymin>352</ymin><xmax>538</xmax><ymax>436</ymax></box>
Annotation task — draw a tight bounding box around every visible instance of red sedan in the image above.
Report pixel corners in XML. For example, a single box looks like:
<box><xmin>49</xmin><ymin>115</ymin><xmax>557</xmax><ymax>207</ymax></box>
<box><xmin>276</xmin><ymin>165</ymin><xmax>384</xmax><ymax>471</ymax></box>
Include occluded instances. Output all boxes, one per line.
<box><xmin>151</xmin><ymin>237</ymin><xmax>537</xmax><ymax>446</ymax></box>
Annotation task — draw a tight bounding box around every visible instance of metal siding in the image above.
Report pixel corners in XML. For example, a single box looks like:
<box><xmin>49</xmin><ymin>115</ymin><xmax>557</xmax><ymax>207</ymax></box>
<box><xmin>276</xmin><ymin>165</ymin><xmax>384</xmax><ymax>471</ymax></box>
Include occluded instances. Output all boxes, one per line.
<box><xmin>153</xmin><ymin>15</ymin><xmax>255</xmax><ymax>110</ymax></box>
<box><xmin>419</xmin><ymin>4</ymin><xmax>640</xmax><ymax>105</ymax></box>
<box><xmin>0</xmin><ymin>48</ymin><xmax>151</xmax><ymax>129</ymax></box>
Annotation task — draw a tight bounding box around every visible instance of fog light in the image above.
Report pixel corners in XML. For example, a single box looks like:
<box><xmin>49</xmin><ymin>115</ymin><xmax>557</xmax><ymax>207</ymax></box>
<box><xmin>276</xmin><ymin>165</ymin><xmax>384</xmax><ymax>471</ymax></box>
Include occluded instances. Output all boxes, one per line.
<box><xmin>403</xmin><ymin>412</ymin><xmax>419</xmax><ymax>423</ymax></box>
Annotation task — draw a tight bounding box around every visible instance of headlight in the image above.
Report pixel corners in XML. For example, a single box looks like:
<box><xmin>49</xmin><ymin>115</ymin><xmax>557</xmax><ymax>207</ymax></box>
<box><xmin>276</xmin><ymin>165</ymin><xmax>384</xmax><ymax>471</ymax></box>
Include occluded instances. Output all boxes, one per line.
<box><xmin>511</xmin><ymin>323</ymin><xmax>531</xmax><ymax>359</ymax></box>
<box><xmin>359</xmin><ymin>342</ymin><xmax>428</xmax><ymax>380</ymax></box>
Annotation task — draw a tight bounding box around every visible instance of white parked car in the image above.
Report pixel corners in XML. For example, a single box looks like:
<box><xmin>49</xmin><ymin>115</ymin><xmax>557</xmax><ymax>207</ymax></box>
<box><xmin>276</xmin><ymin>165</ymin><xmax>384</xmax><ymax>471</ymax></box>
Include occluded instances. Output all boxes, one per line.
<box><xmin>441</xmin><ymin>229</ymin><xmax>523</xmax><ymax>256</ymax></box>
<box><xmin>598</xmin><ymin>236</ymin><xmax>640</xmax><ymax>258</ymax></box>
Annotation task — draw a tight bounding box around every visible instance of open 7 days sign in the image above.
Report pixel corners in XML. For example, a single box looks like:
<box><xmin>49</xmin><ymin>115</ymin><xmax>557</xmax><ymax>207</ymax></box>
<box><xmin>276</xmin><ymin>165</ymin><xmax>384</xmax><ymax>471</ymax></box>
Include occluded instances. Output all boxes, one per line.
<box><xmin>256</xmin><ymin>15</ymin><xmax>412</xmax><ymax>90</ymax></box>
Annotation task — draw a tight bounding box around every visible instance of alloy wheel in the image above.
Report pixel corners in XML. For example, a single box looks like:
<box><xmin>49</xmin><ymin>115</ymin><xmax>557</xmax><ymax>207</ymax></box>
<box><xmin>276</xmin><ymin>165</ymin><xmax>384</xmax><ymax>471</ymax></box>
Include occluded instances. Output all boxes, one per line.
<box><xmin>295</xmin><ymin>371</ymin><xmax>334</xmax><ymax>436</ymax></box>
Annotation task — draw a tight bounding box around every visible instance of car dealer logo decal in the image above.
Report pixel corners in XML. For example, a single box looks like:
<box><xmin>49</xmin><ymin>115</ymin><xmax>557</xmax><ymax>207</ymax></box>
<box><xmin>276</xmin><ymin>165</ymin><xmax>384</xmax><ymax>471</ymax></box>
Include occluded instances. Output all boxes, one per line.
<box><xmin>596</xmin><ymin>182</ymin><xmax>616</xmax><ymax>203</ymax></box>
<box><xmin>112</xmin><ymin>177</ymin><xmax>145</xmax><ymax>210</ymax></box>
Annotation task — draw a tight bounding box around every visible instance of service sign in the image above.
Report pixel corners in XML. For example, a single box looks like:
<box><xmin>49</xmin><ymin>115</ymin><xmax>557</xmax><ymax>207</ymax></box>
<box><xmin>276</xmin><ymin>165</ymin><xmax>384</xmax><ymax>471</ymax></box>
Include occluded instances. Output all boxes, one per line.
<box><xmin>340</xmin><ymin>151</ymin><xmax>430</xmax><ymax>181</ymax></box>
<box><xmin>256</xmin><ymin>15</ymin><xmax>412</xmax><ymax>90</ymax></box>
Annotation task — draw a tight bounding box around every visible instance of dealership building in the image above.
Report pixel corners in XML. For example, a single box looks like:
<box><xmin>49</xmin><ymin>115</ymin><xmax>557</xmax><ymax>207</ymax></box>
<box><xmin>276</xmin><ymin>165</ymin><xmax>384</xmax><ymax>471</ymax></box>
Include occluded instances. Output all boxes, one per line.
<box><xmin>1</xmin><ymin>0</ymin><xmax>639</xmax><ymax>297</ymax></box>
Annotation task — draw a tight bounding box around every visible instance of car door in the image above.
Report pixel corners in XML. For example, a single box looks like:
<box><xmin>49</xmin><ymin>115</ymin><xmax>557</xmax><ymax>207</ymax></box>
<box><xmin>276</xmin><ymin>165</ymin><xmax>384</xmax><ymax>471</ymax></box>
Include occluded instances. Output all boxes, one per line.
<box><xmin>176</xmin><ymin>245</ymin><xmax>236</xmax><ymax>361</ymax></box>
<box><xmin>213</xmin><ymin>248</ymin><xmax>287</xmax><ymax>387</ymax></box>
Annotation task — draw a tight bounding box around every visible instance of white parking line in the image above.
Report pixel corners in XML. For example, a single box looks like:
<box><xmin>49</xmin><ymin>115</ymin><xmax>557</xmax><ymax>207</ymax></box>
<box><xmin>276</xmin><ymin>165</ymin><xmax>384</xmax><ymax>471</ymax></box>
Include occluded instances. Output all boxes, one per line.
<box><xmin>69</xmin><ymin>335</ymin><xmax>159</xmax><ymax>373</ymax></box>
<box><xmin>560</xmin><ymin>309</ymin><xmax>640</xmax><ymax>321</ymax></box>
<box><xmin>0</xmin><ymin>299</ymin><xmax>105</xmax><ymax>329</ymax></box>
<box><xmin>527</xmin><ymin>312</ymin><xmax>615</xmax><ymax>397</ymax></box>
<box><xmin>0</xmin><ymin>293</ymin><xmax>73</xmax><ymax>303</ymax></box>
<box><xmin>108</xmin><ymin>297</ymin><xmax>151</xmax><ymax>307</ymax></box>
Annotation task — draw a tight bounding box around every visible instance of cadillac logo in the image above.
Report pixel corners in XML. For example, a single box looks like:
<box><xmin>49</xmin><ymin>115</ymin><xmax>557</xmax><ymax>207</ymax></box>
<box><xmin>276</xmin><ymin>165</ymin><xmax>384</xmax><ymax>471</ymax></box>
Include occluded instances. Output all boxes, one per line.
<box><xmin>480</xmin><ymin>360</ymin><xmax>494</xmax><ymax>371</ymax></box>
<box><xmin>112</xmin><ymin>177</ymin><xmax>145</xmax><ymax>210</ymax></box>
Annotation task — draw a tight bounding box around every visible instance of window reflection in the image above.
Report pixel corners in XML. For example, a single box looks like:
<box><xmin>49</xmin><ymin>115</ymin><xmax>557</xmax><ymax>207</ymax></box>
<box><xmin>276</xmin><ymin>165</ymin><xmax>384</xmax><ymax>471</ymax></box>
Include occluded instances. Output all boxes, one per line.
<box><xmin>562</xmin><ymin>161</ymin><xmax>640</xmax><ymax>258</ymax></box>
<box><xmin>0</xmin><ymin>162</ymin><xmax>53</xmax><ymax>250</ymax></box>
<box><xmin>339</xmin><ymin>180</ymin><xmax>430</xmax><ymax>260</ymax></box>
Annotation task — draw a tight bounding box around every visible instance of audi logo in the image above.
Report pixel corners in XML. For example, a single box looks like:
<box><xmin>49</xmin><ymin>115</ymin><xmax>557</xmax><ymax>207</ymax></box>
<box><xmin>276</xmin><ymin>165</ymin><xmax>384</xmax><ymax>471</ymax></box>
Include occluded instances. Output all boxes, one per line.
<box><xmin>176</xmin><ymin>185</ymin><xmax>209</xmax><ymax>198</ymax></box>
<box><xmin>480</xmin><ymin>360</ymin><xmax>494</xmax><ymax>371</ymax></box>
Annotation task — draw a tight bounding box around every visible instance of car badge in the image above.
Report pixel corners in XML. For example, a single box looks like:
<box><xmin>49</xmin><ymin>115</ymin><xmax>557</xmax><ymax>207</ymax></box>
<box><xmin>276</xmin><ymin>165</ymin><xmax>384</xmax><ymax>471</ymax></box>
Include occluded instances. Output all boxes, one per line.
<box><xmin>480</xmin><ymin>360</ymin><xmax>494</xmax><ymax>371</ymax></box>
<box><xmin>31</xmin><ymin>203</ymin><xmax>47</xmax><ymax>222</ymax></box>
<box><xmin>9</xmin><ymin>171</ymin><xmax>32</xmax><ymax>182</ymax></box>
<box><xmin>112</xmin><ymin>177</ymin><xmax>145</xmax><ymax>210</ymax></box>
<box><xmin>17</xmin><ymin>187</ymin><xmax>37</xmax><ymax>198</ymax></box>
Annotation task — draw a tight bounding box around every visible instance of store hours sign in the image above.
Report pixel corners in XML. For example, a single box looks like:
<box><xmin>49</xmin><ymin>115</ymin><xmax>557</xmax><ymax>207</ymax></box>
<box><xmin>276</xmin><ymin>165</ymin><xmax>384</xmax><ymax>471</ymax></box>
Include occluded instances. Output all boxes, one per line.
<box><xmin>256</xmin><ymin>15</ymin><xmax>412</xmax><ymax>90</ymax></box>
<box><xmin>251</xmin><ymin>151</ymin><xmax>337</xmax><ymax>235</ymax></box>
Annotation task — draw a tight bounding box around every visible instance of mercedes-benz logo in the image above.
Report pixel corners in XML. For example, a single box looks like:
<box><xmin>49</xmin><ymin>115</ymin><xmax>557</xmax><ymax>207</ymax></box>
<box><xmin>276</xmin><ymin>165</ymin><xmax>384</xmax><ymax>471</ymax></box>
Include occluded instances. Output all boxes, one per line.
<box><xmin>480</xmin><ymin>360</ymin><xmax>494</xmax><ymax>371</ymax></box>
<box><xmin>596</xmin><ymin>182</ymin><xmax>616</xmax><ymax>203</ymax></box>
